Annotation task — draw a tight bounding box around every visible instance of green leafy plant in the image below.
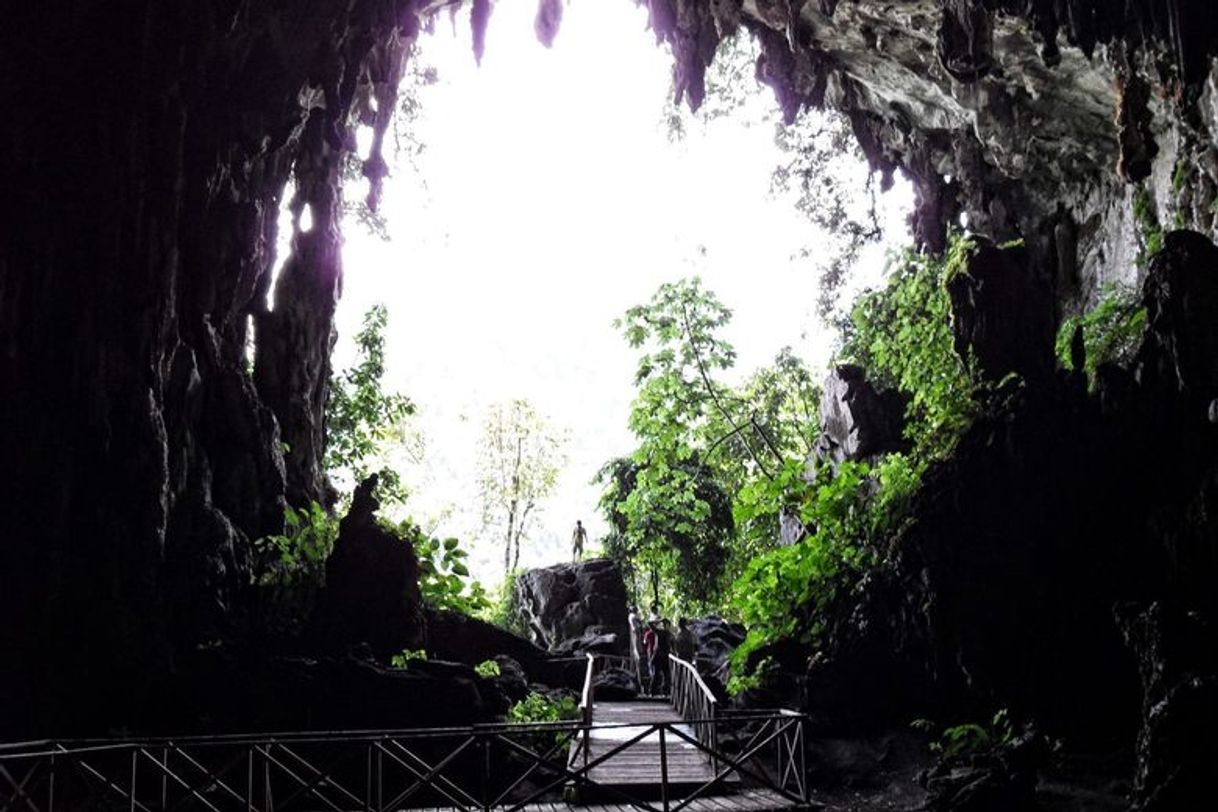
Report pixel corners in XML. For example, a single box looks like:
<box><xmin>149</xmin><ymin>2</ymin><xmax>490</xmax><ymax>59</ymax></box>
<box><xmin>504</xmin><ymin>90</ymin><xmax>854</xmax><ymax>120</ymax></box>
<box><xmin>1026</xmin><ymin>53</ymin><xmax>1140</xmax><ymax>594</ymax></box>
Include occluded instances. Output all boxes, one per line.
<box><xmin>390</xmin><ymin>648</ymin><xmax>428</xmax><ymax>668</ymax></box>
<box><xmin>729</xmin><ymin>461</ymin><xmax>877</xmax><ymax>673</ymax></box>
<box><xmin>1055</xmin><ymin>284</ymin><xmax>1147</xmax><ymax>387</ymax></box>
<box><xmin>1132</xmin><ymin>185</ymin><xmax>1164</xmax><ymax>269</ymax></box>
<box><xmin>840</xmin><ymin>233</ymin><xmax>979</xmax><ymax>461</ymax></box>
<box><xmin>475</xmin><ymin>659</ymin><xmax>501</xmax><ymax>678</ymax></box>
<box><xmin>326</xmin><ymin>304</ymin><xmax>417</xmax><ymax>500</ymax></box>
<box><xmin>252</xmin><ymin>501</ymin><xmax>341</xmax><ymax>637</ymax></box>
<box><xmin>916</xmin><ymin>709</ymin><xmax>1016</xmax><ymax>760</ymax></box>
<box><xmin>482</xmin><ymin>569</ymin><xmax>528</xmax><ymax>636</ymax></box>
<box><xmin>507</xmin><ymin>691</ymin><xmax>579</xmax><ymax>724</ymax></box>
<box><xmin>386</xmin><ymin>520</ymin><xmax>490</xmax><ymax>615</ymax></box>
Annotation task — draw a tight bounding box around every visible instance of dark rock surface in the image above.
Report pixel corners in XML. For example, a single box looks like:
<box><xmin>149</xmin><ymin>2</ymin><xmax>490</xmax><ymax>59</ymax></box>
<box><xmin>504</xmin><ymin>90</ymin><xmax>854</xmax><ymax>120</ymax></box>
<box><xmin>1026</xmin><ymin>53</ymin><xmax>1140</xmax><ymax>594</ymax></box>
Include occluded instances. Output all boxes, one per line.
<box><xmin>812</xmin><ymin>365</ymin><xmax>909</xmax><ymax>471</ymax></box>
<box><xmin>592</xmin><ymin>667</ymin><xmax>640</xmax><ymax>701</ymax></box>
<box><xmin>311</xmin><ymin>476</ymin><xmax>425</xmax><ymax>660</ymax></box>
<box><xmin>424</xmin><ymin>608</ymin><xmax>583</xmax><ymax>689</ymax></box>
<box><xmin>789</xmin><ymin>229</ymin><xmax>1218</xmax><ymax>755</ymax></box>
<box><xmin>172</xmin><ymin>647</ymin><xmax>504</xmax><ymax>733</ymax></box>
<box><xmin>946</xmin><ymin>239</ymin><xmax>1056</xmax><ymax>383</ymax></box>
<box><xmin>687</xmin><ymin>615</ymin><xmax>746</xmax><ymax>686</ymax></box>
<box><xmin>515</xmin><ymin>558</ymin><xmax>630</xmax><ymax>655</ymax></box>
<box><xmin>1117</xmin><ymin>602</ymin><xmax>1218</xmax><ymax>812</ymax></box>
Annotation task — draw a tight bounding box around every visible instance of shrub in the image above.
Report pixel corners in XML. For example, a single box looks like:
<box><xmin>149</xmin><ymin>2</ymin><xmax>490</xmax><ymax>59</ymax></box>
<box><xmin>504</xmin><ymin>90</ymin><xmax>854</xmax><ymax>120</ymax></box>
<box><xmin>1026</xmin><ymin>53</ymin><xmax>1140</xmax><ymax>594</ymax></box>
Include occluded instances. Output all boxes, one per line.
<box><xmin>1055</xmin><ymin>283</ymin><xmax>1147</xmax><ymax>387</ymax></box>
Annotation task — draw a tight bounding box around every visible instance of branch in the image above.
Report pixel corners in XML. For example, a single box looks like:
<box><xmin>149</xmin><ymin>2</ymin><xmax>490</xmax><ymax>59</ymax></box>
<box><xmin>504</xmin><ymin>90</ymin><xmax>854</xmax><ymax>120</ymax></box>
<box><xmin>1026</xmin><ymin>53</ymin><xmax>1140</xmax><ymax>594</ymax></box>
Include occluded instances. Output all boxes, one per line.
<box><xmin>680</xmin><ymin>301</ymin><xmax>775</xmax><ymax>480</ymax></box>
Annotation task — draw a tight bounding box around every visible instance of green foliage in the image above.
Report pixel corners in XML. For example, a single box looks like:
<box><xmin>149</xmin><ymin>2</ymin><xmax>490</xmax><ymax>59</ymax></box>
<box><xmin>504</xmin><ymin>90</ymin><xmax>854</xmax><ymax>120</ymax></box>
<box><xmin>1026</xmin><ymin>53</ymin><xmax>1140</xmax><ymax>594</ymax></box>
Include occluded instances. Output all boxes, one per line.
<box><xmin>918</xmin><ymin>709</ymin><xmax>1016</xmax><ymax>760</ymax></box>
<box><xmin>251</xmin><ymin>501</ymin><xmax>340</xmax><ymax>637</ymax></box>
<box><xmin>729</xmin><ymin>462</ymin><xmax>878</xmax><ymax>670</ymax></box>
<box><xmin>1133</xmin><ymin>185</ymin><xmax>1165</xmax><ymax>269</ymax></box>
<box><xmin>727</xmin><ymin>235</ymin><xmax>987</xmax><ymax>683</ymax></box>
<box><xmin>840</xmin><ymin>234</ymin><xmax>979</xmax><ymax>460</ymax></box>
<box><xmin>1055</xmin><ymin>284</ymin><xmax>1147</xmax><ymax>387</ymax></box>
<box><xmin>725</xmin><ymin>655</ymin><xmax>776</xmax><ymax>696</ymax></box>
<box><xmin>385</xmin><ymin>519</ymin><xmax>490</xmax><ymax>615</ymax></box>
<box><xmin>507</xmin><ymin>691</ymin><xmax>579</xmax><ymax>724</ymax></box>
<box><xmin>475</xmin><ymin>659</ymin><xmax>501</xmax><ymax>678</ymax></box>
<box><xmin>390</xmin><ymin>648</ymin><xmax>427</xmax><ymax>668</ymax></box>
<box><xmin>483</xmin><ymin>569</ymin><xmax>528</xmax><ymax>636</ymax></box>
<box><xmin>601</xmin><ymin>278</ymin><xmax>746</xmax><ymax>607</ymax></box>
<box><xmin>326</xmin><ymin>304</ymin><xmax>416</xmax><ymax>494</ymax></box>
<box><xmin>599</xmin><ymin>455</ymin><xmax>733</xmax><ymax>609</ymax></box>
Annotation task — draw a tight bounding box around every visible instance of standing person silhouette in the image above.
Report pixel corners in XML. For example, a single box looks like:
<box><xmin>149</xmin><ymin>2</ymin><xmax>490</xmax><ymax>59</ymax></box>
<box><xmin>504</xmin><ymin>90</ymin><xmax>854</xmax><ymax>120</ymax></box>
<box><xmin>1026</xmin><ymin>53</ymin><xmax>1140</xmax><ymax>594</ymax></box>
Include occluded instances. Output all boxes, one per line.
<box><xmin>571</xmin><ymin>520</ymin><xmax>587</xmax><ymax>561</ymax></box>
<box><xmin>648</xmin><ymin>619</ymin><xmax>673</xmax><ymax>696</ymax></box>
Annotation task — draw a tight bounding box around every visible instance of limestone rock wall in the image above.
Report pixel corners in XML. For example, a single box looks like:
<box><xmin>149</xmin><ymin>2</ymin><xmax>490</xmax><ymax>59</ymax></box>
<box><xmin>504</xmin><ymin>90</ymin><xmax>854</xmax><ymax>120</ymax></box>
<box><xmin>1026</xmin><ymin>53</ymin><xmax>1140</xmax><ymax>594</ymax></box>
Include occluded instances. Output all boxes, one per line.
<box><xmin>0</xmin><ymin>0</ymin><xmax>426</xmax><ymax>733</ymax></box>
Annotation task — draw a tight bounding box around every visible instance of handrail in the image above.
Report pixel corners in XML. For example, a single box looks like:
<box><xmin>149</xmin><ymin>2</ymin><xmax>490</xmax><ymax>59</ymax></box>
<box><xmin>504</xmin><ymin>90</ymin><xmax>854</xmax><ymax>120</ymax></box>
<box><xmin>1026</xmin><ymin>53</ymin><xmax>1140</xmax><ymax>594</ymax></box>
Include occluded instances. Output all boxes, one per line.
<box><xmin>579</xmin><ymin>652</ymin><xmax>597</xmax><ymax>726</ymax></box>
<box><xmin>668</xmin><ymin>654</ymin><xmax>718</xmax><ymax>761</ymax></box>
<box><xmin>0</xmin><ymin>712</ymin><xmax>812</xmax><ymax>812</ymax></box>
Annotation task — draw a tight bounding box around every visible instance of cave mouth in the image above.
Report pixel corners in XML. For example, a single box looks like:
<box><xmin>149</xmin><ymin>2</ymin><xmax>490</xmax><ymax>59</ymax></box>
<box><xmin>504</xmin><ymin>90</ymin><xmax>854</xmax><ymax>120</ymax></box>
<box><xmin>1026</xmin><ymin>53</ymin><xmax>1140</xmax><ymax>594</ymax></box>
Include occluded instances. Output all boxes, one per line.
<box><xmin>311</xmin><ymin>0</ymin><xmax>912</xmax><ymax>584</ymax></box>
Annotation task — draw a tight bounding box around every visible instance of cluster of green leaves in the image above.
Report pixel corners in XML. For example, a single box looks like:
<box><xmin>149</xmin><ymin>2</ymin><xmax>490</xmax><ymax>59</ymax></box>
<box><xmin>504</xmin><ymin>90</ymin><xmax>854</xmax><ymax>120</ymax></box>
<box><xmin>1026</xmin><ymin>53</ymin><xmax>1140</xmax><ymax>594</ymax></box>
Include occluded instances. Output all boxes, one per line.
<box><xmin>251</xmin><ymin>501</ymin><xmax>341</xmax><ymax>638</ymax></box>
<box><xmin>598</xmin><ymin>279</ymin><xmax>743</xmax><ymax>608</ymax></box>
<box><xmin>482</xmin><ymin>569</ymin><xmax>528</xmax><ymax>637</ymax></box>
<box><xmin>1054</xmin><ymin>283</ymin><xmax>1147</xmax><ymax>387</ymax></box>
<box><xmin>840</xmin><ymin>234</ymin><xmax>979</xmax><ymax>460</ymax></box>
<box><xmin>382</xmin><ymin>517</ymin><xmax>490</xmax><ymax>615</ymax></box>
<box><xmin>475</xmin><ymin>660</ymin><xmax>501</xmax><ymax>678</ymax></box>
<box><xmin>727</xmin><ymin>235</ymin><xmax>984</xmax><ymax>681</ymax></box>
<box><xmin>912</xmin><ymin>709</ymin><xmax>1016</xmax><ymax>760</ymax></box>
<box><xmin>600</xmin><ymin>279</ymin><xmax>824</xmax><ymax>610</ymax></box>
<box><xmin>390</xmin><ymin>648</ymin><xmax>427</xmax><ymax>668</ymax></box>
<box><xmin>1132</xmin><ymin>184</ymin><xmax>1165</xmax><ymax>269</ymax></box>
<box><xmin>507</xmin><ymin>691</ymin><xmax>579</xmax><ymax>724</ymax></box>
<box><xmin>605</xmin><ymin>237</ymin><xmax>986</xmax><ymax>680</ymax></box>
<box><xmin>326</xmin><ymin>304</ymin><xmax>416</xmax><ymax>493</ymax></box>
<box><xmin>730</xmin><ymin>462</ymin><xmax>877</xmax><ymax>668</ymax></box>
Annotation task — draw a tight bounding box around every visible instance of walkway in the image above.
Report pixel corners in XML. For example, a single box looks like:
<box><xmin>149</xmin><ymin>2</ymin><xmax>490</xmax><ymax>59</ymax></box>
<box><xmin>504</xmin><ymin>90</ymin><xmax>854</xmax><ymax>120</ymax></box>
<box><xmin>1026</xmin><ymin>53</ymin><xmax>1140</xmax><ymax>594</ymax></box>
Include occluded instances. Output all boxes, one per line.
<box><xmin>582</xmin><ymin>701</ymin><xmax>716</xmax><ymax>788</ymax></box>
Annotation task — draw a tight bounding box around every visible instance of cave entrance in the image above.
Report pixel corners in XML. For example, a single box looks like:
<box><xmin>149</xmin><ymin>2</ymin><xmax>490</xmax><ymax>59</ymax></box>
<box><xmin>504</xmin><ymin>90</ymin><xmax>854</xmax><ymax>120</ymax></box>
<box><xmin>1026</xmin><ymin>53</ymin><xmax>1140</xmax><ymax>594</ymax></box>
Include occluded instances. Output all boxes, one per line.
<box><xmin>286</xmin><ymin>1</ymin><xmax>912</xmax><ymax>587</ymax></box>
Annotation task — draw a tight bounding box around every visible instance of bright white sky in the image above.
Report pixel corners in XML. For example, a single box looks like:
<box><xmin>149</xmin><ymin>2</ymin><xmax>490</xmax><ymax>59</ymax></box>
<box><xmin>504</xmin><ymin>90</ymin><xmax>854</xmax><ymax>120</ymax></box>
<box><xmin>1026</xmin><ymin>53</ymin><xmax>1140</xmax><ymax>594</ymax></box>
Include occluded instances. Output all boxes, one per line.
<box><xmin>325</xmin><ymin>0</ymin><xmax>913</xmax><ymax>587</ymax></box>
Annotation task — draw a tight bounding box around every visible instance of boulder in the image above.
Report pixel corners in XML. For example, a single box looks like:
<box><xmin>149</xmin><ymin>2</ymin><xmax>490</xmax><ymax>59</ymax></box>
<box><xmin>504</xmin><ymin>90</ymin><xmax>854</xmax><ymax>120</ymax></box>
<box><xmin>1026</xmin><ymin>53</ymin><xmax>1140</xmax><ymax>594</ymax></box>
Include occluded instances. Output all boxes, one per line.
<box><xmin>515</xmin><ymin>558</ymin><xmax>630</xmax><ymax>655</ymax></box>
<box><xmin>172</xmin><ymin>646</ymin><xmax>503</xmax><ymax>732</ymax></box>
<box><xmin>687</xmin><ymin>615</ymin><xmax>745</xmax><ymax>686</ymax></box>
<box><xmin>946</xmin><ymin>239</ymin><xmax>1055</xmax><ymax>383</ymax></box>
<box><xmin>1117</xmin><ymin>602</ymin><xmax>1218</xmax><ymax>812</ymax></box>
<box><xmin>1134</xmin><ymin>230</ymin><xmax>1218</xmax><ymax>407</ymax></box>
<box><xmin>424</xmin><ymin>608</ymin><xmax>583</xmax><ymax>689</ymax></box>
<box><xmin>592</xmin><ymin>667</ymin><xmax>639</xmax><ymax>701</ymax></box>
<box><xmin>811</xmin><ymin>365</ymin><xmax>908</xmax><ymax>472</ymax></box>
<box><xmin>311</xmin><ymin>475</ymin><xmax>424</xmax><ymax>660</ymax></box>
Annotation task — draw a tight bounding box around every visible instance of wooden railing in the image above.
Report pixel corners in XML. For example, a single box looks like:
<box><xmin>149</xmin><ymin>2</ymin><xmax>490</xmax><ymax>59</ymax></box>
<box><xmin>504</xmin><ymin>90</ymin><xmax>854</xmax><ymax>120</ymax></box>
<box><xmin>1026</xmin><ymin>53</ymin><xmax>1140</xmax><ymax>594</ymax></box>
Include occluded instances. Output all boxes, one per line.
<box><xmin>0</xmin><ymin>711</ymin><xmax>810</xmax><ymax>812</ymax></box>
<box><xmin>667</xmin><ymin>654</ymin><xmax>717</xmax><ymax>758</ymax></box>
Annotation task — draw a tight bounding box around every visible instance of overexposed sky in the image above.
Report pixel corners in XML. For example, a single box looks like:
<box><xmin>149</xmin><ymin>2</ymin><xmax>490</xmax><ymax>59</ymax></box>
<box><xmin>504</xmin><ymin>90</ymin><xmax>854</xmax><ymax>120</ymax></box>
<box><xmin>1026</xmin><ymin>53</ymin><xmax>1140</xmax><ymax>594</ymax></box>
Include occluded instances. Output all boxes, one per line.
<box><xmin>328</xmin><ymin>0</ymin><xmax>912</xmax><ymax>586</ymax></box>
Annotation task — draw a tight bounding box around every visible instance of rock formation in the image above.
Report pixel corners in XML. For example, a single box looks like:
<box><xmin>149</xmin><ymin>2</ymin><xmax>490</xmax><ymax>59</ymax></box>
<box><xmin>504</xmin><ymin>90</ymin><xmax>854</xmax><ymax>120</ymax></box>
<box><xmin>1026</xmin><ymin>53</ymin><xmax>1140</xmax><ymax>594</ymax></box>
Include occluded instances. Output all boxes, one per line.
<box><xmin>811</xmin><ymin>364</ymin><xmax>909</xmax><ymax>471</ymax></box>
<box><xmin>311</xmin><ymin>475</ymin><xmax>425</xmax><ymax>660</ymax></box>
<box><xmin>515</xmin><ymin>559</ymin><xmax>631</xmax><ymax>655</ymax></box>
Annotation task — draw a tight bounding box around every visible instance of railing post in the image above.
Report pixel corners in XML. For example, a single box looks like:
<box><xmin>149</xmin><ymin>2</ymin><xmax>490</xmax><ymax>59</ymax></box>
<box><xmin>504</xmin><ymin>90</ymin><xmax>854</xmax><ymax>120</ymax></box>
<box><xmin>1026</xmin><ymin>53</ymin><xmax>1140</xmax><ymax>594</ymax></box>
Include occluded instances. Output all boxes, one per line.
<box><xmin>130</xmin><ymin>748</ymin><xmax>137</xmax><ymax>812</ymax></box>
<box><xmin>48</xmin><ymin>753</ymin><xmax>56</xmax><ymax>811</ymax></box>
<box><xmin>481</xmin><ymin>735</ymin><xmax>491</xmax><ymax>812</ymax></box>
<box><xmin>658</xmin><ymin>724</ymin><xmax>669</xmax><ymax>812</ymax></box>
<box><xmin>799</xmin><ymin>715</ymin><xmax>809</xmax><ymax>805</ymax></box>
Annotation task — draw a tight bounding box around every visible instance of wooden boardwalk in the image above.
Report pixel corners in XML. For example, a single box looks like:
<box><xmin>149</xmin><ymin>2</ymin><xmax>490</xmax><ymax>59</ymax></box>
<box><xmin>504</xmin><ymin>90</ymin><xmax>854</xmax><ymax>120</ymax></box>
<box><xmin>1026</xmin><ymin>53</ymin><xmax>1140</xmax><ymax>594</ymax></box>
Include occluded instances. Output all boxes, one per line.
<box><xmin>582</xmin><ymin>701</ymin><xmax>716</xmax><ymax>788</ymax></box>
<box><xmin>410</xmin><ymin>787</ymin><xmax>807</xmax><ymax>812</ymax></box>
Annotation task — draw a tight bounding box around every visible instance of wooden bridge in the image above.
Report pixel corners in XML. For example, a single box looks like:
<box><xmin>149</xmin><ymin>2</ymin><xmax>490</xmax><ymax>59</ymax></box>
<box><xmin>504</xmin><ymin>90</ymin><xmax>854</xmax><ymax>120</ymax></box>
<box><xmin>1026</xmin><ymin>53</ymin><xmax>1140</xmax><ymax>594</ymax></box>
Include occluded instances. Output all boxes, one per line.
<box><xmin>0</xmin><ymin>655</ymin><xmax>815</xmax><ymax>812</ymax></box>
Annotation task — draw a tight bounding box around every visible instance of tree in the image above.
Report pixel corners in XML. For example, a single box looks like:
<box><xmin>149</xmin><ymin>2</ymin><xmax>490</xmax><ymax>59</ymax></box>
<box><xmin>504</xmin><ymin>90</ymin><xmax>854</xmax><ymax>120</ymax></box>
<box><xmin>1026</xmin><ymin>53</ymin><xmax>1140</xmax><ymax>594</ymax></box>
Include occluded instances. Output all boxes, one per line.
<box><xmin>325</xmin><ymin>304</ymin><xmax>418</xmax><ymax>503</ymax></box>
<box><xmin>602</xmin><ymin>279</ymin><xmax>829</xmax><ymax>609</ymax></box>
<box><xmin>475</xmin><ymin>399</ymin><xmax>566</xmax><ymax>574</ymax></box>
